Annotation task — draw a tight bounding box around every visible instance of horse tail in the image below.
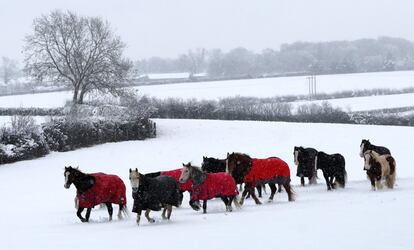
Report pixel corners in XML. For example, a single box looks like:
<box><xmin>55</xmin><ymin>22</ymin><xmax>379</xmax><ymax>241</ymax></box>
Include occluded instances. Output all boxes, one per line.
<box><xmin>283</xmin><ymin>179</ymin><xmax>295</xmax><ymax>202</ymax></box>
<box><xmin>386</xmin><ymin>156</ymin><xmax>396</xmax><ymax>176</ymax></box>
<box><xmin>385</xmin><ymin>156</ymin><xmax>396</xmax><ymax>188</ymax></box>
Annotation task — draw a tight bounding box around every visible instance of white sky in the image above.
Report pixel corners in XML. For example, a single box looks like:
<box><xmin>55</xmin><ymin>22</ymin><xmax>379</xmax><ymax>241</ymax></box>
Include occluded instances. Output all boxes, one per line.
<box><xmin>0</xmin><ymin>0</ymin><xmax>413</xmax><ymax>61</ymax></box>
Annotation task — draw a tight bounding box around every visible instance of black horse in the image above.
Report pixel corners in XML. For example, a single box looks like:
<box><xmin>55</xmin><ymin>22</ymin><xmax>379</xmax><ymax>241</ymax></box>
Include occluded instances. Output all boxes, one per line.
<box><xmin>315</xmin><ymin>151</ymin><xmax>347</xmax><ymax>190</ymax></box>
<box><xmin>129</xmin><ymin>168</ymin><xmax>181</xmax><ymax>225</ymax></box>
<box><xmin>201</xmin><ymin>156</ymin><xmax>272</xmax><ymax>197</ymax></box>
<box><xmin>64</xmin><ymin>166</ymin><xmax>128</xmax><ymax>223</ymax></box>
<box><xmin>293</xmin><ymin>146</ymin><xmax>318</xmax><ymax>186</ymax></box>
<box><xmin>360</xmin><ymin>139</ymin><xmax>391</xmax><ymax>157</ymax></box>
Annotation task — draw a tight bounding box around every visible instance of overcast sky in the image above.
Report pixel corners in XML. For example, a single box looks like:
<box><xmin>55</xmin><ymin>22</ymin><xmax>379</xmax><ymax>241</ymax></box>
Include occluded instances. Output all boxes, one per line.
<box><xmin>1</xmin><ymin>0</ymin><xmax>413</xmax><ymax>61</ymax></box>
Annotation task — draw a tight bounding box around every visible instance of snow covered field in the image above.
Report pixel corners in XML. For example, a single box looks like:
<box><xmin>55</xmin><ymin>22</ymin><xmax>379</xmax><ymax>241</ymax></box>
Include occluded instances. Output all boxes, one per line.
<box><xmin>0</xmin><ymin>119</ymin><xmax>413</xmax><ymax>250</ymax></box>
<box><xmin>1</xmin><ymin>70</ymin><xmax>414</xmax><ymax>110</ymax></box>
<box><xmin>291</xmin><ymin>92</ymin><xmax>414</xmax><ymax>112</ymax></box>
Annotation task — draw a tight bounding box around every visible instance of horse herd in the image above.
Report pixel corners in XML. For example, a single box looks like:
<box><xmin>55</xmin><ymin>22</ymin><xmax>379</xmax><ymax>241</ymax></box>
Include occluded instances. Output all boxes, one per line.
<box><xmin>63</xmin><ymin>139</ymin><xmax>396</xmax><ymax>225</ymax></box>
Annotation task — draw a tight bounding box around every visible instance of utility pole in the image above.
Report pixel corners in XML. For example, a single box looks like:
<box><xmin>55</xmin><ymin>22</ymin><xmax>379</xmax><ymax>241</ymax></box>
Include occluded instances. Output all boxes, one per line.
<box><xmin>307</xmin><ymin>75</ymin><xmax>317</xmax><ymax>100</ymax></box>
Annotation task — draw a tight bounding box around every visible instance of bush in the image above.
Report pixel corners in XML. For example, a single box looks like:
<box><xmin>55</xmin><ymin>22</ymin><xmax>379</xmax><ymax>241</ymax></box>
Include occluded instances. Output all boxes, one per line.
<box><xmin>43</xmin><ymin>117</ymin><xmax>156</xmax><ymax>152</ymax></box>
<box><xmin>0</xmin><ymin>116</ymin><xmax>49</xmax><ymax>165</ymax></box>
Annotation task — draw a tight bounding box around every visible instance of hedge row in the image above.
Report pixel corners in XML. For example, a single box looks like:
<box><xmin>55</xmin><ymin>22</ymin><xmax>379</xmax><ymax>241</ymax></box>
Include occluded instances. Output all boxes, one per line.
<box><xmin>0</xmin><ymin>117</ymin><xmax>156</xmax><ymax>165</ymax></box>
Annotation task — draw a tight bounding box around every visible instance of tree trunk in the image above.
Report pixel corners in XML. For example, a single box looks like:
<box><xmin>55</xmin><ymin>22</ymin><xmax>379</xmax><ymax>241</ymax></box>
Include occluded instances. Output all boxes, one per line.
<box><xmin>73</xmin><ymin>86</ymin><xmax>79</xmax><ymax>104</ymax></box>
<box><xmin>78</xmin><ymin>87</ymin><xmax>87</xmax><ymax>104</ymax></box>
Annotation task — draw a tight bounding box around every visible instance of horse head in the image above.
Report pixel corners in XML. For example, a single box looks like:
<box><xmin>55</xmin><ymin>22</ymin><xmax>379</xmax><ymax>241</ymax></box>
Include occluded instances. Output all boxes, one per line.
<box><xmin>293</xmin><ymin>146</ymin><xmax>303</xmax><ymax>166</ymax></box>
<box><xmin>179</xmin><ymin>162</ymin><xmax>192</xmax><ymax>183</ymax></box>
<box><xmin>129</xmin><ymin>168</ymin><xmax>140</xmax><ymax>192</ymax></box>
<box><xmin>64</xmin><ymin>166</ymin><xmax>81</xmax><ymax>189</ymax></box>
<box><xmin>360</xmin><ymin>139</ymin><xmax>370</xmax><ymax>157</ymax></box>
<box><xmin>363</xmin><ymin>151</ymin><xmax>373</xmax><ymax>171</ymax></box>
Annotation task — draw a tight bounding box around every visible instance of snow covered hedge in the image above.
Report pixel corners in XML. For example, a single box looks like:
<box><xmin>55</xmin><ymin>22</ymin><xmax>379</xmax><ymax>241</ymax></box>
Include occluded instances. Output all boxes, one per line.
<box><xmin>43</xmin><ymin>117</ymin><xmax>156</xmax><ymax>152</ymax></box>
<box><xmin>0</xmin><ymin>116</ymin><xmax>49</xmax><ymax>165</ymax></box>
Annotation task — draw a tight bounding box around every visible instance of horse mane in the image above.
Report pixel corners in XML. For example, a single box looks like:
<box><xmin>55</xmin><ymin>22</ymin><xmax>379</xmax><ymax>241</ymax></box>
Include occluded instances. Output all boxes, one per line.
<box><xmin>231</xmin><ymin>152</ymin><xmax>252</xmax><ymax>159</ymax></box>
<box><xmin>189</xmin><ymin>165</ymin><xmax>206</xmax><ymax>187</ymax></box>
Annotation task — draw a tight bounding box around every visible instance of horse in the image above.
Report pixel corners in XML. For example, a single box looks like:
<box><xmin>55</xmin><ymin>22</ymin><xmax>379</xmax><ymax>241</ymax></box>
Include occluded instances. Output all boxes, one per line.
<box><xmin>144</xmin><ymin>168</ymin><xmax>193</xmax><ymax>206</ymax></box>
<box><xmin>201</xmin><ymin>156</ymin><xmax>271</xmax><ymax>197</ymax></box>
<box><xmin>314</xmin><ymin>151</ymin><xmax>347</xmax><ymax>190</ymax></box>
<box><xmin>293</xmin><ymin>146</ymin><xmax>318</xmax><ymax>186</ymax></box>
<box><xmin>64</xmin><ymin>166</ymin><xmax>127</xmax><ymax>223</ymax></box>
<box><xmin>360</xmin><ymin>139</ymin><xmax>391</xmax><ymax>157</ymax></box>
<box><xmin>226</xmin><ymin>152</ymin><xmax>295</xmax><ymax>205</ymax></box>
<box><xmin>363</xmin><ymin>150</ymin><xmax>396</xmax><ymax>190</ymax></box>
<box><xmin>129</xmin><ymin>168</ymin><xmax>181</xmax><ymax>225</ymax></box>
<box><xmin>179</xmin><ymin>163</ymin><xmax>240</xmax><ymax>214</ymax></box>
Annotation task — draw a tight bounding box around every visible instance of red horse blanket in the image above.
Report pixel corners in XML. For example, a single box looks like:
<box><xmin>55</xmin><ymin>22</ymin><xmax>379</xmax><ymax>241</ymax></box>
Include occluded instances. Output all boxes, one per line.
<box><xmin>244</xmin><ymin>157</ymin><xmax>290</xmax><ymax>185</ymax></box>
<box><xmin>77</xmin><ymin>173</ymin><xmax>127</xmax><ymax>208</ymax></box>
<box><xmin>161</xmin><ymin>169</ymin><xmax>192</xmax><ymax>191</ymax></box>
<box><xmin>191</xmin><ymin>173</ymin><xmax>238</xmax><ymax>200</ymax></box>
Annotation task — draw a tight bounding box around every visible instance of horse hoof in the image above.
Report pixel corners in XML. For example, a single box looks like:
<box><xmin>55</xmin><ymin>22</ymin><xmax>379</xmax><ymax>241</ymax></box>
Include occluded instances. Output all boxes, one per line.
<box><xmin>268</xmin><ymin>199</ymin><xmax>273</xmax><ymax>203</ymax></box>
<box><xmin>149</xmin><ymin>219</ymin><xmax>155</xmax><ymax>223</ymax></box>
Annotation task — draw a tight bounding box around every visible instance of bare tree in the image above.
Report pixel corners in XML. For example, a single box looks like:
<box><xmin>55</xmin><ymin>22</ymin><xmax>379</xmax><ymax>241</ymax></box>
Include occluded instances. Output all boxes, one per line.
<box><xmin>0</xmin><ymin>57</ymin><xmax>19</xmax><ymax>84</ymax></box>
<box><xmin>24</xmin><ymin>10</ymin><xmax>132</xmax><ymax>104</ymax></box>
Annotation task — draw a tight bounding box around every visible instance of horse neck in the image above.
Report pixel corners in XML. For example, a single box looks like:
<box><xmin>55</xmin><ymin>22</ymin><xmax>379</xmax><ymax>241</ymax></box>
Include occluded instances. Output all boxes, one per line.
<box><xmin>191</xmin><ymin>168</ymin><xmax>206</xmax><ymax>187</ymax></box>
<box><xmin>73</xmin><ymin>172</ymin><xmax>94</xmax><ymax>193</ymax></box>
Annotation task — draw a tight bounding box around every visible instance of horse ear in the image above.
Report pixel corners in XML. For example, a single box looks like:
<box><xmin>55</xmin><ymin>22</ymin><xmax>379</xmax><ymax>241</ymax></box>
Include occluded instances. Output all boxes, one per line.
<box><xmin>75</xmin><ymin>166</ymin><xmax>79</xmax><ymax>170</ymax></box>
<box><xmin>227</xmin><ymin>152</ymin><xmax>229</xmax><ymax>157</ymax></box>
<box><xmin>129</xmin><ymin>168</ymin><xmax>132</xmax><ymax>173</ymax></box>
<box><xmin>135</xmin><ymin>168</ymin><xmax>138</xmax><ymax>172</ymax></box>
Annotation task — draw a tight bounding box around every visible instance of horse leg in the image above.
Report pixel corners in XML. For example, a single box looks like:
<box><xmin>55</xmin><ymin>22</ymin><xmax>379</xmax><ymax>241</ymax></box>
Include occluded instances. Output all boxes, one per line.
<box><xmin>278</xmin><ymin>184</ymin><xmax>283</xmax><ymax>193</ymax></box>
<box><xmin>221</xmin><ymin>196</ymin><xmax>231</xmax><ymax>211</ymax></box>
<box><xmin>178</xmin><ymin>191</ymin><xmax>184</xmax><ymax>207</ymax></box>
<box><xmin>136</xmin><ymin>209</ymin><xmax>142</xmax><ymax>225</ymax></box>
<box><xmin>145</xmin><ymin>209</ymin><xmax>155</xmax><ymax>223</ymax></box>
<box><xmin>283</xmin><ymin>183</ymin><xmax>295</xmax><ymax>202</ymax></box>
<box><xmin>85</xmin><ymin>208</ymin><xmax>92</xmax><ymax>222</ymax></box>
<box><xmin>248</xmin><ymin>184</ymin><xmax>262</xmax><ymax>205</ymax></box>
<box><xmin>166</xmin><ymin>205</ymin><xmax>173</xmax><ymax>220</ymax></box>
<box><xmin>118</xmin><ymin>204</ymin><xmax>127</xmax><ymax>219</ymax></box>
<box><xmin>240</xmin><ymin>188</ymin><xmax>249</xmax><ymax>205</ymax></box>
<box><xmin>301</xmin><ymin>177</ymin><xmax>305</xmax><ymax>186</ymax></box>
<box><xmin>76</xmin><ymin>207</ymin><xmax>87</xmax><ymax>222</ymax></box>
<box><xmin>202</xmin><ymin>200</ymin><xmax>208</xmax><ymax>214</ymax></box>
<box><xmin>162</xmin><ymin>206</ymin><xmax>167</xmax><ymax>220</ymax></box>
<box><xmin>105</xmin><ymin>203</ymin><xmax>113</xmax><ymax>221</ymax></box>
<box><xmin>323</xmin><ymin>172</ymin><xmax>331</xmax><ymax>190</ymax></box>
<box><xmin>257</xmin><ymin>185</ymin><xmax>262</xmax><ymax>198</ymax></box>
<box><xmin>329</xmin><ymin>176</ymin><xmax>336</xmax><ymax>189</ymax></box>
<box><xmin>268</xmin><ymin>183</ymin><xmax>277</xmax><ymax>202</ymax></box>
<box><xmin>369</xmin><ymin>175</ymin><xmax>376</xmax><ymax>190</ymax></box>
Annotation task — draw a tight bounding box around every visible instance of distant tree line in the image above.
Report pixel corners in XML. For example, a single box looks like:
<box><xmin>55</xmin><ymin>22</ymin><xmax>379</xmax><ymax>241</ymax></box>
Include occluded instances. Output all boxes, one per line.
<box><xmin>135</xmin><ymin>37</ymin><xmax>414</xmax><ymax>77</ymax></box>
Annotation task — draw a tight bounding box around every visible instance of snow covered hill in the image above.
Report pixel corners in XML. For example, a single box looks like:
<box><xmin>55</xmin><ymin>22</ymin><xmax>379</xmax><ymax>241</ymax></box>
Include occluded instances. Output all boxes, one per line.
<box><xmin>0</xmin><ymin>119</ymin><xmax>413</xmax><ymax>250</ymax></box>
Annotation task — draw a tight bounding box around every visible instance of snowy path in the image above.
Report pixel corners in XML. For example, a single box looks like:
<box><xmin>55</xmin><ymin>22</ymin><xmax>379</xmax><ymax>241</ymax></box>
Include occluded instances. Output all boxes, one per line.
<box><xmin>0</xmin><ymin>119</ymin><xmax>413</xmax><ymax>250</ymax></box>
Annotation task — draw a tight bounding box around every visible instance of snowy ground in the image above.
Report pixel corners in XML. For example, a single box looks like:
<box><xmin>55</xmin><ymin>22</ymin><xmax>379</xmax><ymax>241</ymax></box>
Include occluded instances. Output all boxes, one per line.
<box><xmin>1</xmin><ymin>70</ymin><xmax>414</xmax><ymax>110</ymax></box>
<box><xmin>0</xmin><ymin>119</ymin><xmax>413</xmax><ymax>250</ymax></box>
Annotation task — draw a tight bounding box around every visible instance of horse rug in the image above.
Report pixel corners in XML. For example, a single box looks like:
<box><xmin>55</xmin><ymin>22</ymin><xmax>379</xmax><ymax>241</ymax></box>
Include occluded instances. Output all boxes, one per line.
<box><xmin>161</xmin><ymin>169</ymin><xmax>192</xmax><ymax>191</ymax></box>
<box><xmin>244</xmin><ymin>157</ymin><xmax>290</xmax><ymax>185</ymax></box>
<box><xmin>191</xmin><ymin>172</ymin><xmax>238</xmax><ymax>200</ymax></box>
<box><xmin>77</xmin><ymin>173</ymin><xmax>127</xmax><ymax>208</ymax></box>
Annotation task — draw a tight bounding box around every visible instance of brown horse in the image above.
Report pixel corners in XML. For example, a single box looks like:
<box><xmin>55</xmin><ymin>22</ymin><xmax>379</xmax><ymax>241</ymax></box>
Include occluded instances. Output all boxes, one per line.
<box><xmin>226</xmin><ymin>152</ymin><xmax>295</xmax><ymax>205</ymax></box>
<box><xmin>363</xmin><ymin>150</ymin><xmax>396</xmax><ymax>190</ymax></box>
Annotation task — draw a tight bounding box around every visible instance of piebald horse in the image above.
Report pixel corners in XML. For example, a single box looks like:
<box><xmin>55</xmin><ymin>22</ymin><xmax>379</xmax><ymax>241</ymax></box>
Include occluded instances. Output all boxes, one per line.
<box><xmin>363</xmin><ymin>150</ymin><xmax>396</xmax><ymax>190</ymax></box>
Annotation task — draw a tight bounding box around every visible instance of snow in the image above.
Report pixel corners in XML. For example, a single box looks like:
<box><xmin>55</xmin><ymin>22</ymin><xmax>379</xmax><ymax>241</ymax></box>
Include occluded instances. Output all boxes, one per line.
<box><xmin>2</xmin><ymin>70</ymin><xmax>414</xmax><ymax>109</ymax></box>
<box><xmin>291</xmin><ymin>92</ymin><xmax>414</xmax><ymax>112</ymax></box>
<box><xmin>135</xmin><ymin>70</ymin><xmax>414</xmax><ymax>99</ymax></box>
<box><xmin>0</xmin><ymin>118</ymin><xmax>413</xmax><ymax>250</ymax></box>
